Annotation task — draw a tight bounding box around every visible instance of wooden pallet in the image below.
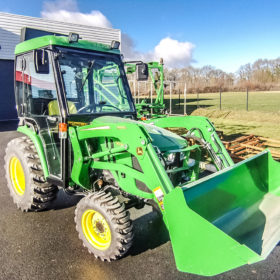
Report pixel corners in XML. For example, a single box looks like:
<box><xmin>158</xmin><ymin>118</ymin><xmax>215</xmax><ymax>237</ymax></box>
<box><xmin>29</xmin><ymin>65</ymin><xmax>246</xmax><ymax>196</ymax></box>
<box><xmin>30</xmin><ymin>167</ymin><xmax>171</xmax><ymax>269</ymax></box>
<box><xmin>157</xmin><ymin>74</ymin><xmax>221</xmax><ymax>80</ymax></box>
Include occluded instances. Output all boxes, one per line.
<box><xmin>222</xmin><ymin>135</ymin><xmax>280</xmax><ymax>162</ymax></box>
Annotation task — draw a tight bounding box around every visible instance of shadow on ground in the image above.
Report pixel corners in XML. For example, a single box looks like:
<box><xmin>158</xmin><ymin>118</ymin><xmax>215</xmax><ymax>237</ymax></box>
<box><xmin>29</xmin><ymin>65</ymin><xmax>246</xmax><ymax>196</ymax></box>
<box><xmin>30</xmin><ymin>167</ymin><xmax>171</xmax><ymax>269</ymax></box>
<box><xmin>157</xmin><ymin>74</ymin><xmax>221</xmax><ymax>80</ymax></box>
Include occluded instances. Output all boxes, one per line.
<box><xmin>129</xmin><ymin>210</ymin><xmax>170</xmax><ymax>257</ymax></box>
<box><xmin>51</xmin><ymin>190</ymin><xmax>82</xmax><ymax>210</ymax></box>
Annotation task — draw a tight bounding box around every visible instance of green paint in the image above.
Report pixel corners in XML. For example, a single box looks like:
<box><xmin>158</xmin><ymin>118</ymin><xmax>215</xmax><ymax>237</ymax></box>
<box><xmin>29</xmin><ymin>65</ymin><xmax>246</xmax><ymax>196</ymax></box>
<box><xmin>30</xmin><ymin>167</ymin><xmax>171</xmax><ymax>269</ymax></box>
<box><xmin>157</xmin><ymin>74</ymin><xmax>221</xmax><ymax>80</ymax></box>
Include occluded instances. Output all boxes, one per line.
<box><xmin>164</xmin><ymin>151</ymin><xmax>280</xmax><ymax>276</ymax></box>
<box><xmin>145</xmin><ymin>115</ymin><xmax>234</xmax><ymax>169</ymax></box>
<box><xmin>68</xmin><ymin>117</ymin><xmax>174</xmax><ymax>197</ymax></box>
<box><xmin>68</xmin><ymin>127</ymin><xmax>91</xmax><ymax>188</ymax></box>
<box><xmin>125</xmin><ymin>61</ymin><xmax>165</xmax><ymax>118</ymax></box>
<box><xmin>17</xmin><ymin>126</ymin><xmax>49</xmax><ymax>178</ymax></box>
<box><xmin>15</xmin><ymin>35</ymin><xmax>120</xmax><ymax>55</ymax></box>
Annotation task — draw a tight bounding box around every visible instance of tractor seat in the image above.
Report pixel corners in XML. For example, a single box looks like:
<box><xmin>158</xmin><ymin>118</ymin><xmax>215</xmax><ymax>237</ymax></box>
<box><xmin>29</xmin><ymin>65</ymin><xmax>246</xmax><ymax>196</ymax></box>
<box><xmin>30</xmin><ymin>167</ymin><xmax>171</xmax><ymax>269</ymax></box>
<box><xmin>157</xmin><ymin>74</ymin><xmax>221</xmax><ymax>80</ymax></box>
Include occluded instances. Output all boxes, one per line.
<box><xmin>48</xmin><ymin>100</ymin><xmax>77</xmax><ymax>116</ymax></box>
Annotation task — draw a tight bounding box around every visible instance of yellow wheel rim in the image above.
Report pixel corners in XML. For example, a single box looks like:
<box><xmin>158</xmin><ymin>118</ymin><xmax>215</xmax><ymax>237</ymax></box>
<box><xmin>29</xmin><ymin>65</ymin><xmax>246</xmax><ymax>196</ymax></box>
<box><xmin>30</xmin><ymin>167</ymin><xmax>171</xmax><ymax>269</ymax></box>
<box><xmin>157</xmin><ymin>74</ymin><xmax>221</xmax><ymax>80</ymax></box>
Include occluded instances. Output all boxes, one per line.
<box><xmin>9</xmin><ymin>156</ymin><xmax>26</xmax><ymax>196</ymax></box>
<box><xmin>82</xmin><ymin>209</ymin><xmax>111</xmax><ymax>250</ymax></box>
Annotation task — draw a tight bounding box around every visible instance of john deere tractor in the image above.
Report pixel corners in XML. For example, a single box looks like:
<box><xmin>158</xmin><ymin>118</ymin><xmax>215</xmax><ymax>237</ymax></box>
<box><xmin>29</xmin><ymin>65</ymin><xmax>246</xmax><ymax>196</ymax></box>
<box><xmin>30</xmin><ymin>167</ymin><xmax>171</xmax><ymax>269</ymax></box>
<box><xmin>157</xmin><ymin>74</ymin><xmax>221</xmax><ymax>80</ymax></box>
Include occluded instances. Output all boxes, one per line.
<box><xmin>5</xmin><ymin>28</ymin><xmax>280</xmax><ymax>276</ymax></box>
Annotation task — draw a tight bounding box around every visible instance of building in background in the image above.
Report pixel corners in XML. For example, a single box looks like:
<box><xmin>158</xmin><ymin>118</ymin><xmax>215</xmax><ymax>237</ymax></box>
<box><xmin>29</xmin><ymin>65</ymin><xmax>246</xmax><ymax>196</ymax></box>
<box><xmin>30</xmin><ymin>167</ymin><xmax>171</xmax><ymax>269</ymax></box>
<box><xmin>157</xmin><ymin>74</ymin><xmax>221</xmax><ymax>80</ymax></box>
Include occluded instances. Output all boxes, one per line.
<box><xmin>0</xmin><ymin>12</ymin><xmax>121</xmax><ymax>121</ymax></box>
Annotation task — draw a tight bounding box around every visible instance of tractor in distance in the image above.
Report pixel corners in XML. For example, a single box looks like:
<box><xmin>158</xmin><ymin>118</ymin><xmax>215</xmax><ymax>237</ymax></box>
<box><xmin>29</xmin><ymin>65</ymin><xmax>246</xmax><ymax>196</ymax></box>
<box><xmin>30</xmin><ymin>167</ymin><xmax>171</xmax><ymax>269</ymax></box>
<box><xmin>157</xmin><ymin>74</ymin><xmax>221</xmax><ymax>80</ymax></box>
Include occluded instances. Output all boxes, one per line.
<box><xmin>125</xmin><ymin>59</ymin><xmax>166</xmax><ymax>118</ymax></box>
<box><xmin>5</xmin><ymin>27</ymin><xmax>280</xmax><ymax>276</ymax></box>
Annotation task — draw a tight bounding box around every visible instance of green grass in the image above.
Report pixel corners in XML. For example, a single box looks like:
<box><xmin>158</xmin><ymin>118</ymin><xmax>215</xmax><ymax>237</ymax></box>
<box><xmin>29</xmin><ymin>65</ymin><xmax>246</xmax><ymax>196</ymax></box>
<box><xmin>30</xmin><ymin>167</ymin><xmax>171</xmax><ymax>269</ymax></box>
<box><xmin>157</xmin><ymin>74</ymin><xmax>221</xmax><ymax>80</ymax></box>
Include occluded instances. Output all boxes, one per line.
<box><xmin>138</xmin><ymin>91</ymin><xmax>280</xmax><ymax>115</ymax></box>
<box><xmin>191</xmin><ymin>108</ymin><xmax>280</xmax><ymax>140</ymax></box>
<box><xmin>136</xmin><ymin>91</ymin><xmax>280</xmax><ymax>140</ymax></box>
<box><xmin>170</xmin><ymin>91</ymin><xmax>280</xmax><ymax>140</ymax></box>
<box><xmin>180</xmin><ymin>91</ymin><xmax>280</xmax><ymax>113</ymax></box>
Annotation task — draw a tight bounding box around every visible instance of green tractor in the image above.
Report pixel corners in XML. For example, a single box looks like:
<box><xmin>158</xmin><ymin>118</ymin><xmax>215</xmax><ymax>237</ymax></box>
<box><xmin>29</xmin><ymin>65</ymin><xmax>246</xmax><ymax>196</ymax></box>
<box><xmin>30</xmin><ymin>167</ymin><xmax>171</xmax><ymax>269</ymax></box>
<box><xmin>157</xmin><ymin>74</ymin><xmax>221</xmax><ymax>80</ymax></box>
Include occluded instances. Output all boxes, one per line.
<box><xmin>5</xmin><ymin>28</ymin><xmax>280</xmax><ymax>276</ymax></box>
<box><xmin>125</xmin><ymin>59</ymin><xmax>166</xmax><ymax>118</ymax></box>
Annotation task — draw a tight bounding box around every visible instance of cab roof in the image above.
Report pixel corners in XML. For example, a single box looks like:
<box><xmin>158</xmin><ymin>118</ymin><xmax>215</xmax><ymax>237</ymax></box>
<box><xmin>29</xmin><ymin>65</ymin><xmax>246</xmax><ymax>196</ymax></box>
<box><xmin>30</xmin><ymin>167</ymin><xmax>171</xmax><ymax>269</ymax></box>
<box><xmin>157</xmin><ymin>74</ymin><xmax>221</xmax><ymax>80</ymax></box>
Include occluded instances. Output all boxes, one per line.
<box><xmin>15</xmin><ymin>35</ymin><xmax>120</xmax><ymax>55</ymax></box>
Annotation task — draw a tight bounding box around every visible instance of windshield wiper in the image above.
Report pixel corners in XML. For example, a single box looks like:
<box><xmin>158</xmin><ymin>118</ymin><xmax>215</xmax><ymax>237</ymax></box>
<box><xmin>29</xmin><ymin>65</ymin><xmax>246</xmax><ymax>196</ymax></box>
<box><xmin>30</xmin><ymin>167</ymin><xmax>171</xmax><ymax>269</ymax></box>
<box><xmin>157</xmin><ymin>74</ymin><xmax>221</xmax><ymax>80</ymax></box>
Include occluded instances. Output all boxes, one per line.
<box><xmin>78</xmin><ymin>60</ymin><xmax>95</xmax><ymax>92</ymax></box>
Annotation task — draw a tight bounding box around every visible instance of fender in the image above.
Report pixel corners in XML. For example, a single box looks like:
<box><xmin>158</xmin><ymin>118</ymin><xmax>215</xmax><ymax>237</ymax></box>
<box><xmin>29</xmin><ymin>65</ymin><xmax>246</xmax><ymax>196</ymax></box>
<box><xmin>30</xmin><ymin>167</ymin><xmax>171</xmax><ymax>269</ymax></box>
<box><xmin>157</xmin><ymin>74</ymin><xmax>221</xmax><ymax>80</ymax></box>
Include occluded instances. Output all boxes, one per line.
<box><xmin>17</xmin><ymin>125</ymin><xmax>49</xmax><ymax>178</ymax></box>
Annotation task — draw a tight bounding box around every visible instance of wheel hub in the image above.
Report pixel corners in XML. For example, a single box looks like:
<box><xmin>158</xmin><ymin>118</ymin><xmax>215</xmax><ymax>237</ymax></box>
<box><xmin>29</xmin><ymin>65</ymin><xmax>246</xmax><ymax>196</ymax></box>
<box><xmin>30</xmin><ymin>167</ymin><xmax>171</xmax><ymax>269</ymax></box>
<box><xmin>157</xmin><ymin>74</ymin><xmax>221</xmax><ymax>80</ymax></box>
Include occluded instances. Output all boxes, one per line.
<box><xmin>82</xmin><ymin>209</ymin><xmax>111</xmax><ymax>250</ymax></box>
<box><xmin>9</xmin><ymin>156</ymin><xmax>25</xmax><ymax>196</ymax></box>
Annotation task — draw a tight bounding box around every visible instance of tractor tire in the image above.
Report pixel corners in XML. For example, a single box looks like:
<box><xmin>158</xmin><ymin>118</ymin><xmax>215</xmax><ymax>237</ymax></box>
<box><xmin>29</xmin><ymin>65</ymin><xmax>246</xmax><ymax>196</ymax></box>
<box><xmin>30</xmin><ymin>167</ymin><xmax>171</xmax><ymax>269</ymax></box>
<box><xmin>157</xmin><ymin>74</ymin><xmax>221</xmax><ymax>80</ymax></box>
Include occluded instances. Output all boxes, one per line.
<box><xmin>4</xmin><ymin>136</ymin><xmax>58</xmax><ymax>211</ymax></box>
<box><xmin>75</xmin><ymin>191</ymin><xmax>133</xmax><ymax>261</ymax></box>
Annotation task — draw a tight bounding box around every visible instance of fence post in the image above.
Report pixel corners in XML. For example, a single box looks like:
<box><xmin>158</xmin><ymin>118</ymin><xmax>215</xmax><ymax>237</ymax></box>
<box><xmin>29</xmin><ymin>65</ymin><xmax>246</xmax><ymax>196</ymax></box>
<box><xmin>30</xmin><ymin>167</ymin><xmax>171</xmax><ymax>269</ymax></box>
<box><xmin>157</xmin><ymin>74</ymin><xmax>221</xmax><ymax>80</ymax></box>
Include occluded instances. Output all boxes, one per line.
<box><xmin>137</xmin><ymin>81</ymin><xmax>140</xmax><ymax>104</ymax></box>
<box><xmin>219</xmin><ymin>87</ymin><xmax>222</xmax><ymax>110</ymax></box>
<box><xmin>169</xmin><ymin>82</ymin><xmax>172</xmax><ymax>115</ymax></box>
<box><xmin>150</xmin><ymin>82</ymin><xmax>153</xmax><ymax>104</ymax></box>
<box><xmin>133</xmin><ymin>80</ymin><xmax>136</xmax><ymax>103</ymax></box>
<box><xmin>184</xmin><ymin>83</ymin><xmax>187</xmax><ymax>115</ymax></box>
<box><xmin>246</xmin><ymin>87</ymin><xmax>249</xmax><ymax>111</ymax></box>
<box><xmin>179</xmin><ymin>88</ymin><xmax>181</xmax><ymax>110</ymax></box>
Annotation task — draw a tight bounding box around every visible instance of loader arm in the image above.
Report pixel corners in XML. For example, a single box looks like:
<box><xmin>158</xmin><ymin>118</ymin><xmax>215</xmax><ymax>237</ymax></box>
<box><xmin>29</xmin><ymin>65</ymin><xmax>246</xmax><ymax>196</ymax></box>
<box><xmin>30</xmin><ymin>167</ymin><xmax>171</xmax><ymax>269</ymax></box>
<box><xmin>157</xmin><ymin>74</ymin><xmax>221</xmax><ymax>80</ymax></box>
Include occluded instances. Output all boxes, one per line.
<box><xmin>145</xmin><ymin>115</ymin><xmax>234</xmax><ymax>170</ymax></box>
<box><xmin>147</xmin><ymin>62</ymin><xmax>164</xmax><ymax>108</ymax></box>
<box><xmin>68</xmin><ymin>119</ymin><xmax>175</xmax><ymax>202</ymax></box>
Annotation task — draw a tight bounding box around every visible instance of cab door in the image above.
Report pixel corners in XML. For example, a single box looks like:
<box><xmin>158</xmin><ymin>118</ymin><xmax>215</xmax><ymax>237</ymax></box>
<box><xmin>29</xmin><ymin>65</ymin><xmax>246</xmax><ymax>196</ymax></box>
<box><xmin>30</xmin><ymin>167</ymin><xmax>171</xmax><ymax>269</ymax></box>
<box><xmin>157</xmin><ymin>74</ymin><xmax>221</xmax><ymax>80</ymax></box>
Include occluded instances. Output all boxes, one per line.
<box><xmin>15</xmin><ymin>51</ymin><xmax>62</xmax><ymax>178</ymax></box>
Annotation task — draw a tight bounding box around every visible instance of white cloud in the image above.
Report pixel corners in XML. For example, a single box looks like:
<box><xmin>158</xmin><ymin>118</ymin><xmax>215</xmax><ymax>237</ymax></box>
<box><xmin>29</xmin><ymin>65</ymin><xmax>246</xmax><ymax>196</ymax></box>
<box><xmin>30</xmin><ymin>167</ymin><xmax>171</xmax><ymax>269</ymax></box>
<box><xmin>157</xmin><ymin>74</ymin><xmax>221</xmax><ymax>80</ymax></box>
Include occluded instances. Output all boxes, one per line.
<box><xmin>123</xmin><ymin>37</ymin><xmax>195</xmax><ymax>68</ymax></box>
<box><xmin>41</xmin><ymin>0</ymin><xmax>112</xmax><ymax>28</ymax></box>
<box><xmin>41</xmin><ymin>0</ymin><xmax>195</xmax><ymax>68</ymax></box>
<box><xmin>153</xmin><ymin>37</ymin><xmax>195</xmax><ymax>68</ymax></box>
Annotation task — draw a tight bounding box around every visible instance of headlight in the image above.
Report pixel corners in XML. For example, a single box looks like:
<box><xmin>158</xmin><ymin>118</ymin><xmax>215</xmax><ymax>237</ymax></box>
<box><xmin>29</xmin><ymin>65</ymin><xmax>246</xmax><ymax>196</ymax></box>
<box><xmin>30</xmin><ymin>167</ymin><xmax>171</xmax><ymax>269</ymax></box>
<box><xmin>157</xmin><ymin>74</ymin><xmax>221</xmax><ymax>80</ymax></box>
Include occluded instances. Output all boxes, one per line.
<box><xmin>180</xmin><ymin>152</ymin><xmax>186</xmax><ymax>161</ymax></box>
<box><xmin>167</xmin><ymin>153</ymin><xmax>176</xmax><ymax>164</ymax></box>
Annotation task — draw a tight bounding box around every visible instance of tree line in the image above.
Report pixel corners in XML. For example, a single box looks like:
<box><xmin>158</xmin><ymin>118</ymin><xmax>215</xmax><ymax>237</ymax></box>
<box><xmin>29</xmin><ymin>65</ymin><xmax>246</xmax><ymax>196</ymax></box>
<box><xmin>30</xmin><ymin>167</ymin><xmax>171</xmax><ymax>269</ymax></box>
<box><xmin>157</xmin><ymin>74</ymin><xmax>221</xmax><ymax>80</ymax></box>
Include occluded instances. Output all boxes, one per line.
<box><xmin>163</xmin><ymin>57</ymin><xmax>280</xmax><ymax>93</ymax></box>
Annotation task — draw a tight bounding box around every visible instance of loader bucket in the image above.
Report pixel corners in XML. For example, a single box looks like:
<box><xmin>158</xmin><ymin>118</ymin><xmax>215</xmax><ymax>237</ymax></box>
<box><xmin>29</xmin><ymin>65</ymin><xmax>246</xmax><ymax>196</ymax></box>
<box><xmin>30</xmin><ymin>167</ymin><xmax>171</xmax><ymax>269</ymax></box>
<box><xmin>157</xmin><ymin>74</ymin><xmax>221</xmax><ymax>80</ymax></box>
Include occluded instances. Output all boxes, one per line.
<box><xmin>164</xmin><ymin>151</ymin><xmax>280</xmax><ymax>276</ymax></box>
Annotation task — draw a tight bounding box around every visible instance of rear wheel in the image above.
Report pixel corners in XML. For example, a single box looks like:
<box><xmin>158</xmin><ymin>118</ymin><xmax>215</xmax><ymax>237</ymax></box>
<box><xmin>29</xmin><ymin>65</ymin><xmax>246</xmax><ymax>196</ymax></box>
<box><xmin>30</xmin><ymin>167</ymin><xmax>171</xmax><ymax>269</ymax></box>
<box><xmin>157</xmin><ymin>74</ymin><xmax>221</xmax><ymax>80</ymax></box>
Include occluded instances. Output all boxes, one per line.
<box><xmin>75</xmin><ymin>191</ymin><xmax>133</xmax><ymax>261</ymax></box>
<box><xmin>4</xmin><ymin>136</ymin><xmax>58</xmax><ymax>211</ymax></box>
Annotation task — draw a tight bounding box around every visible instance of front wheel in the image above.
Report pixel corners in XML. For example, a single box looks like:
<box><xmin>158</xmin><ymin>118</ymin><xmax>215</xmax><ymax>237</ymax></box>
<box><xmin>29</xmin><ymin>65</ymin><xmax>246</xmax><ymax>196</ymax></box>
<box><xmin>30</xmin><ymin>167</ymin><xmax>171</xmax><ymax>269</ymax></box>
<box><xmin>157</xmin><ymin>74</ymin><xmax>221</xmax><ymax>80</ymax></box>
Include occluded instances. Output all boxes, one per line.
<box><xmin>75</xmin><ymin>191</ymin><xmax>133</xmax><ymax>261</ymax></box>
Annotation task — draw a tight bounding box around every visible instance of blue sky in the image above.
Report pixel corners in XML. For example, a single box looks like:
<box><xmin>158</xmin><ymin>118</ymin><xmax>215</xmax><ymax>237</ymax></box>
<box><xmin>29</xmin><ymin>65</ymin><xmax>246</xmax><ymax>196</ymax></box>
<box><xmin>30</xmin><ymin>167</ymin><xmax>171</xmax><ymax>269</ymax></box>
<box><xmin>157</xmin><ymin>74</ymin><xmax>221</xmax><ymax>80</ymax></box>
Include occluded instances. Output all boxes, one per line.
<box><xmin>1</xmin><ymin>0</ymin><xmax>280</xmax><ymax>72</ymax></box>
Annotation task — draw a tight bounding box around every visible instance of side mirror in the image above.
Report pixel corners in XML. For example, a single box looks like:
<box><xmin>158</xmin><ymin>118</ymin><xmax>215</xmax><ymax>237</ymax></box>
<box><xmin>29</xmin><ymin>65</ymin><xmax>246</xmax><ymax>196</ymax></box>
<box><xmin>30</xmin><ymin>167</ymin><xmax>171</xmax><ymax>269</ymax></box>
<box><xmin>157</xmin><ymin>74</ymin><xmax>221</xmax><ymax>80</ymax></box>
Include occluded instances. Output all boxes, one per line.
<box><xmin>34</xmin><ymin>49</ymin><xmax>49</xmax><ymax>74</ymax></box>
<box><xmin>136</xmin><ymin>63</ymin><xmax>148</xmax><ymax>81</ymax></box>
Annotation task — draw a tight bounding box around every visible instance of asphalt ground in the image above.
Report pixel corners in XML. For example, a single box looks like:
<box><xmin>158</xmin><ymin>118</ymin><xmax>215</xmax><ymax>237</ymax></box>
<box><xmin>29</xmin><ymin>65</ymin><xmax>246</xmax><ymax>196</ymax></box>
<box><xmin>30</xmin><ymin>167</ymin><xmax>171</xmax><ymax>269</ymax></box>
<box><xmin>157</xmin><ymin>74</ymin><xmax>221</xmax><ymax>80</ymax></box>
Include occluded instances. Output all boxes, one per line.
<box><xmin>1</xmin><ymin>124</ymin><xmax>280</xmax><ymax>280</ymax></box>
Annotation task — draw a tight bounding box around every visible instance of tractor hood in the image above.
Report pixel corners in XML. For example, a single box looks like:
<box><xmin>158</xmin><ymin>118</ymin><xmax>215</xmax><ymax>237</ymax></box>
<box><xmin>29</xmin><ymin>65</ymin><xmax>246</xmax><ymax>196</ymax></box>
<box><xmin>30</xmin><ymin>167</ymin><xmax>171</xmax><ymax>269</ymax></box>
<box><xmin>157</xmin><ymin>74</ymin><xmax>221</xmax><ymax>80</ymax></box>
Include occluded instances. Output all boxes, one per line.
<box><xmin>142</xmin><ymin>122</ymin><xmax>186</xmax><ymax>151</ymax></box>
<box><xmin>92</xmin><ymin>116</ymin><xmax>187</xmax><ymax>152</ymax></box>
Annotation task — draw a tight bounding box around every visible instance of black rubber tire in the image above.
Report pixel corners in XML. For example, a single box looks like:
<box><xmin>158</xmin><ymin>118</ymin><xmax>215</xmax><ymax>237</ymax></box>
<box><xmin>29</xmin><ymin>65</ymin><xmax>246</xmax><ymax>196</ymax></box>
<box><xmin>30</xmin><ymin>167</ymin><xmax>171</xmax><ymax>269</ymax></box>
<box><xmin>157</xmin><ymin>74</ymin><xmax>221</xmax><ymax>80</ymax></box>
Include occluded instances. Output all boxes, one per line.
<box><xmin>75</xmin><ymin>191</ymin><xmax>133</xmax><ymax>261</ymax></box>
<box><xmin>4</xmin><ymin>136</ymin><xmax>58</xmax><ymax>212</ymax></box>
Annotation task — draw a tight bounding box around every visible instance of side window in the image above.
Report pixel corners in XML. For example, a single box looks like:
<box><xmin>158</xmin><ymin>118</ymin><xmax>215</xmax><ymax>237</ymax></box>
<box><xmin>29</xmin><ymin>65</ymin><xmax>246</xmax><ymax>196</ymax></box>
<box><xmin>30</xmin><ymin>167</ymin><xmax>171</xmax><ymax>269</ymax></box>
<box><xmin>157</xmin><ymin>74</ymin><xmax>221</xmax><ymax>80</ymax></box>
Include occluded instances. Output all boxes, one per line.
<box><xmin>23</xmin><ymin>52</ymin><xmax>57</xmax><ymax>116</ymax></box>
<box><xmin>94</xmin><ymin>65</ymin><xmax>122</xmax><ymax>105</ymax></box>
<box><xmin>61</xmin><ymin>65</ymin><xmax>78</xmax><ymax>99</ymax></box>
<box><xmin>15</xmin><ymin>56</ymin><xmax>24</xmax><ymax>116</ymax></box>
<box><xmin>93</xmin><ymin>64</ymin><xmax>130</xmax><ymax>111</ymax></box>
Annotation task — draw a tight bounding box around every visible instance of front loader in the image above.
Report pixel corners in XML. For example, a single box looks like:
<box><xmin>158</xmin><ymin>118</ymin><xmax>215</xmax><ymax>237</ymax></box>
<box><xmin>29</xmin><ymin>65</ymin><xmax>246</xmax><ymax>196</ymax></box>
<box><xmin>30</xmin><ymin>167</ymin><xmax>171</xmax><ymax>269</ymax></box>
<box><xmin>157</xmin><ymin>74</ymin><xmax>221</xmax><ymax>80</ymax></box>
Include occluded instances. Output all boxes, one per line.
<box><xmin>4</xmin><ymin>27</ymin><xmax>280</xmax><ymax>276</ymax></box>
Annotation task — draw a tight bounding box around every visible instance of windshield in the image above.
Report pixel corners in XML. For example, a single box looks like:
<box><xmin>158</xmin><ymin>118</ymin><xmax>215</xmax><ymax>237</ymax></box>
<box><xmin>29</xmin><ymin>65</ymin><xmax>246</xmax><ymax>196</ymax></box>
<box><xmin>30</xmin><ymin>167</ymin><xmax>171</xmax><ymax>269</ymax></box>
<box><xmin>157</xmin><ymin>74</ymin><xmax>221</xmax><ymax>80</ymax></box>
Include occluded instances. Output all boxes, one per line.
<box><xmin>57</xmin><ymin>48</ymin><xmax>135</xmax><ymax>115</ymax></box>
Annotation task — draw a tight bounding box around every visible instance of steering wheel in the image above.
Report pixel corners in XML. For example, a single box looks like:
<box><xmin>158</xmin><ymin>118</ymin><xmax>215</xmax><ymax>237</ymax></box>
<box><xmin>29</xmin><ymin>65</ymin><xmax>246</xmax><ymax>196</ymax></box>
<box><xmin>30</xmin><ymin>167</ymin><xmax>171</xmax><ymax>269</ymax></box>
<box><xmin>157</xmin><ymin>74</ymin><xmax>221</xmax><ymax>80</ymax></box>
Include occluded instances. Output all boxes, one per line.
<box><xmin>76</xmin><ymin>102</ymin><xmax>122</xmax><ymax>113</ymax></box>
<box><xmin>76</xmin><ymin>104</ymin><xmax>95</xmax><ymax>114</ymax></box>
<box><xmin>96</xmin><ymin>102</ymin><xmax>122</xmax><ymax>112</ymax></box>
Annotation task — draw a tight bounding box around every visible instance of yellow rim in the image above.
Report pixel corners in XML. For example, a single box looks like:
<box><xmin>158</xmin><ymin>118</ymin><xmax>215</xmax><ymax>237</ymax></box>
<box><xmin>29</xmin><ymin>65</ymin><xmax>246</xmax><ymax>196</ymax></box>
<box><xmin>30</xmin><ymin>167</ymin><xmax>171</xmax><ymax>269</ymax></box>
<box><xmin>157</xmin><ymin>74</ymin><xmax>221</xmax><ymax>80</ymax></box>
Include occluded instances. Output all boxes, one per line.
<box><xmin>9</xmin><ymin>156</ymin><xmax>26</xmax><ymax>196</ymax></box>
<box><xmin>82</xmin><ymin>209</ymin><xmax>111</xmax><ymax>250</ymax></box>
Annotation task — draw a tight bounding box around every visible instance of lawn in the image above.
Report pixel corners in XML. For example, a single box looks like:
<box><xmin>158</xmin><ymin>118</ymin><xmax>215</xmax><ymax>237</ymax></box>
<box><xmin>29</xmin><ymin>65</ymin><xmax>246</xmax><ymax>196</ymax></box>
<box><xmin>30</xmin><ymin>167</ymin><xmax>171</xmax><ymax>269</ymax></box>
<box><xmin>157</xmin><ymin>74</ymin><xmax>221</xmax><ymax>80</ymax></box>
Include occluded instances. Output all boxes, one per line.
<box><xmin>134</xmin><ymin>91</ymin><xmax>280</xmax><ymax>140</ymax></box>
<box><xmin>136</xmin><ymin>91</ymin><xmax>280</xmax><ymax>115</ymax></box>
<box><xmin>169</xmin><ymin>91</ymin><xmax>280</xmax><ymax>114</ymax></box>
<box><xmin>191</xmin><ymin>108</ymin><xmax>280</xmax><ymax>140</ymax></box>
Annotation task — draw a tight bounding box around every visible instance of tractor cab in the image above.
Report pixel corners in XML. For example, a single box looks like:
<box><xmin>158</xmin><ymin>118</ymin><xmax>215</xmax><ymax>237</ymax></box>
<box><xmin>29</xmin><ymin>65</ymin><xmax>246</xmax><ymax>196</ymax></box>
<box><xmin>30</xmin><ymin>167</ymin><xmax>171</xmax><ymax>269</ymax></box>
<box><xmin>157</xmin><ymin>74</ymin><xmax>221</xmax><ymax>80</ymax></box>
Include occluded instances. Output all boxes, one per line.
<box><xmin>54</xmin><ymin>46</ymin><xmax>136</xmax><ymax>120</ymax></box>
<box><xmin>15</xmin><ymin>38</ymin><xmax>136</xmax><ymax>120</ymax></box>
